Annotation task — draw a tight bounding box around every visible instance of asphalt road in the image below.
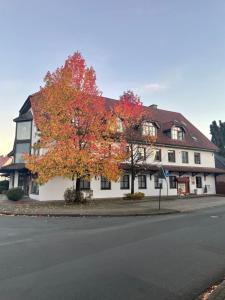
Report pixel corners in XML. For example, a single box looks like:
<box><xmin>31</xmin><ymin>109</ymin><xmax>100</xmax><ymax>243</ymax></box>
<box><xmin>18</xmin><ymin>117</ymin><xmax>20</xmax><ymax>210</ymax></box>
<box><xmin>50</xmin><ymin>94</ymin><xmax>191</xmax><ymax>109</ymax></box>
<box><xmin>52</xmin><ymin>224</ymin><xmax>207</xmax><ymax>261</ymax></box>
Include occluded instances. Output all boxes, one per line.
<box><xmin>1</xmin><ymin>206</ymin><xmax>225</xmax><ymax>300</ymax></box>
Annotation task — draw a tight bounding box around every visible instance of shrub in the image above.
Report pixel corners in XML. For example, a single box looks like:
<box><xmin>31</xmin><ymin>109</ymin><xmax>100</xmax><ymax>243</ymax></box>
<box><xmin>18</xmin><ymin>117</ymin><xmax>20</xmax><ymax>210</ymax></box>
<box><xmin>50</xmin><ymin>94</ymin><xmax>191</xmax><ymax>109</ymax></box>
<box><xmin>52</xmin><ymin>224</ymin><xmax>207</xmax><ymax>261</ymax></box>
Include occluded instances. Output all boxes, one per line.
<box><xmin>6</xmin><ymin>188</ymin><xmax>24</xmax><ymax>201</ymax></box>
<box><xmin>124</xmin><ymin>192</ymin><xmax>145</xmax><ymax>200</ymax></box>
<box><xmin>64</xmin><ymin>188</ymin><xmax>85</xmax><ymax>204</ymax></box>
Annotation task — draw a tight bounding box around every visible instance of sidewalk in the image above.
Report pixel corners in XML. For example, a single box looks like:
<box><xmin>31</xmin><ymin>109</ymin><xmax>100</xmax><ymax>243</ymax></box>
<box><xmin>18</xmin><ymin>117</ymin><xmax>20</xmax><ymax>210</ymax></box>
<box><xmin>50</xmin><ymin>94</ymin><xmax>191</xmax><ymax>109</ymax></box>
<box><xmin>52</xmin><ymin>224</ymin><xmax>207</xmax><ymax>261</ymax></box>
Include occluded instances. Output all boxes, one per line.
<box><xmin>208</xmin><ymin>280</ymin><xmax>225</xmax><ymax>300</ymax></box>
<box><xmin>0</xmin><ymin>195</ymin><xmax>225</xmax><ymax>217</ymax></box>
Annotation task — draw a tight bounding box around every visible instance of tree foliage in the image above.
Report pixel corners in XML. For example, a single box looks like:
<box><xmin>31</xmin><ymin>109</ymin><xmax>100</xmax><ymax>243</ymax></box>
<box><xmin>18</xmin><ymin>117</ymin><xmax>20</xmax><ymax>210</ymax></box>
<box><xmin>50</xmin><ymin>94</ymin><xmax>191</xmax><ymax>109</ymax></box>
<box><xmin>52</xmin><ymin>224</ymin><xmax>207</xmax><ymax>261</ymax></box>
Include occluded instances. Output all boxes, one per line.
<box><xmin>25</xmin><ymin>52</ymin><xmax>127</xmax><ymax>190</ymax></box>
<box><xmin>115</xmin><ymin>91</ymin><xmax>156</xmax><ymax>194</ymax></box>
<box><xmin>210</xmin><ymin>120</ymin><xmax>225</xmax><ymax>157</ymax></box>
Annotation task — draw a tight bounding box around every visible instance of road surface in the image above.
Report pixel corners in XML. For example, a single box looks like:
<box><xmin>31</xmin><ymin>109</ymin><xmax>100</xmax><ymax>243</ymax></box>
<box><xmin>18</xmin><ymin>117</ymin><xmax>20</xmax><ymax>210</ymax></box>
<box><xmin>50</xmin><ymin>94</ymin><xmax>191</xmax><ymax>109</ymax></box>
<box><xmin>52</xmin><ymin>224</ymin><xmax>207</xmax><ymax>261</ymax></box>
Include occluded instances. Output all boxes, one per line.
<box><xmin>0</xmin><ymin>206</ymin><xmax>225</xmax><ymax>299</ymax></box>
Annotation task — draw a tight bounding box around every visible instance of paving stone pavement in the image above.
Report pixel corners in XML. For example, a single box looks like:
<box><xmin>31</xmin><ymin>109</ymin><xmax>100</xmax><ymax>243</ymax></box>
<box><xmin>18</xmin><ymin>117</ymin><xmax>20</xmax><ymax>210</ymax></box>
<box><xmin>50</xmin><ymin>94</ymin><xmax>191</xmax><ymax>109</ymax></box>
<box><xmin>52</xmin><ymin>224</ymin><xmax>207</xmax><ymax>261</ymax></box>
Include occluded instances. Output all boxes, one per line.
<box><xmin>208</xmin><ymin>281</ymin><xmax>225</xmax><ymax>300</ymax></box>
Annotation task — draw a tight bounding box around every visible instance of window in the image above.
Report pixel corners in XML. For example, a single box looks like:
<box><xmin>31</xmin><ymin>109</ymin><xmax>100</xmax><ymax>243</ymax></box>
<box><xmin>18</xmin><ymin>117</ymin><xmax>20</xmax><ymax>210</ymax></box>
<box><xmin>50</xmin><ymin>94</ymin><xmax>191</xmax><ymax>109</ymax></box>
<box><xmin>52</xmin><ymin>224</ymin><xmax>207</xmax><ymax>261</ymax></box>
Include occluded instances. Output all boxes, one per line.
<box><xmin>194</xmin><ymin>152</ymin><xmax>201</xmax><ymax>164</ymax></box>
<box><xmin>15</xmin><ymin>143</ymin><xmax>30</xmax><ymax>163</ymax></box>
<box><xmin>16</xmin><ymin>121</ymin><xmax>32</xmax><ymax>140</ymax></box>
<box><xmin>138</xmin><ymin>175</ymin><xmax>147</xmax><ymax>189</ymax></box>
<box><xmin>31</xmin><ymin>179</ymin><xmax>39</xmax><ymax>195</ymax></box>
<box><xmin>116</xmin><ymin>118</ymin><xmax>123</xmax><ymax>132</ymax></box>
<box><xmin>101</xmin><ymin>177</ymin><xmax>111</xmax><ymax>190</ymax></box>
<box><xmin>80</xmin><ymin>178</ymin><xmax>90</xmax><ymax>190</ymax></box>
<box><xmin>171</xmin><ymin>127</ymin><xmax>184</xmax><ymax>140</ymax></box>
<box><xmin>182</xmin><ymin>151</ymin><xmax>189</xmax><ymax>163</ymax></box>
<box><xmin>142</xmin><ymin>122</ymin><xmax>157</xmax><ymax>136</ymax></box>
<box><xmin>169</xmin><ymin>176</ymin><xmax>177</xmax><ymax>189</ymax></box>
<box><xmin>168</xmin><ymin>150</ymin><xmax>176</xmax><ymax>163</ymax></box>
<box><xmin>196</xmin><ymin>176</ymin><xmax>202</xmax><ymax>188</ymax></box>
<box><xmin>120</xmin><ymin>174</ymin><xmax>130</xmax><ymax>189</ymax></box>
<box><xmin>137</xmin><ymin>147</ymin><xmax>146</xmax><ymax>160</ymax></box>
<box><xmin>154</xmin><ymin>174</ymin><xmax>163</xmax><ymax>189</ymax></box>
<box><xmin>154</xmin><ymin>149</ymin><xmax>161</xmax><ymax>161</ymax></box>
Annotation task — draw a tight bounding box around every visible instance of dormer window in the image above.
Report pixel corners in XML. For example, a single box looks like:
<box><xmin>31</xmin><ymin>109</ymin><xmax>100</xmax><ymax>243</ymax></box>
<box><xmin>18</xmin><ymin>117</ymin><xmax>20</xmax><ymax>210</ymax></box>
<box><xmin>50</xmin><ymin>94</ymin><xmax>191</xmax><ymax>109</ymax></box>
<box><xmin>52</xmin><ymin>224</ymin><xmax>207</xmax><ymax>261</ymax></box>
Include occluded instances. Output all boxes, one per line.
<box><xmin>142</xmin><ymin>122</ymin><xmax>157</xmax><ymax>136</ymax></box>
<box><xmin>171</xmin><ymin>126</ymin><xmax>185</xmax><ymax>140</ymax></box>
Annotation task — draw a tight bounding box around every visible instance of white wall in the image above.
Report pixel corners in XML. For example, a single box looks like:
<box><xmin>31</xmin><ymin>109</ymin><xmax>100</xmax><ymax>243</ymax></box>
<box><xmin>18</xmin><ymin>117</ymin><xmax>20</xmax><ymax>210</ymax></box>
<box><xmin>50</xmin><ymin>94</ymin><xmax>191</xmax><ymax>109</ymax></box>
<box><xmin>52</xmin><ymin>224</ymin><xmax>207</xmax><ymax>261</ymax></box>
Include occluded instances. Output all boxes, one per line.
<box><xmin>147</xmin><ymin>146</ymin><xmax>215</xmax><ymax>168</ymax></box>
<box><xmin>31</xmin><ymin>172</ymin><xmax>216</xmax><ymax>201</ymax></box>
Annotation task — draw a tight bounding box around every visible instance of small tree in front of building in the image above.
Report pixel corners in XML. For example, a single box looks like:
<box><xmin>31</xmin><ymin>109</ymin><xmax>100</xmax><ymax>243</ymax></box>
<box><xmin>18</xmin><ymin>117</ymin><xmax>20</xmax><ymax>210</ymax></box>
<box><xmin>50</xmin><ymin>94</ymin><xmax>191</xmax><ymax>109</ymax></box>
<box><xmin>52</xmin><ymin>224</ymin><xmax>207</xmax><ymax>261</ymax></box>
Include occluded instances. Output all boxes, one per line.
<box><xmin>115</xmin><ymin>91</ymin><xmax>156</xmax><ymax>194</ymax></box>
<box><xmin>25</xmin><ymin>52</ymin><xmax>127</xmax><ymax>202</ymax></box>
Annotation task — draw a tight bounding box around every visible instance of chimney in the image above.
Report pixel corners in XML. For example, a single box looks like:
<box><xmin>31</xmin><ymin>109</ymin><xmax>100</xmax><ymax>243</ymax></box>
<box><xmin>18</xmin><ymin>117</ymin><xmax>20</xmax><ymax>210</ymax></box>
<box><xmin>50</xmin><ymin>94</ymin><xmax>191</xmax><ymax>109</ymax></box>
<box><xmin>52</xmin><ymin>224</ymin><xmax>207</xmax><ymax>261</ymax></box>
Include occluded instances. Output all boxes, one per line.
<box><xmin>149</xmin><ymin>104</ymin><xmax>158</xmax><ymax>109</ymax></box>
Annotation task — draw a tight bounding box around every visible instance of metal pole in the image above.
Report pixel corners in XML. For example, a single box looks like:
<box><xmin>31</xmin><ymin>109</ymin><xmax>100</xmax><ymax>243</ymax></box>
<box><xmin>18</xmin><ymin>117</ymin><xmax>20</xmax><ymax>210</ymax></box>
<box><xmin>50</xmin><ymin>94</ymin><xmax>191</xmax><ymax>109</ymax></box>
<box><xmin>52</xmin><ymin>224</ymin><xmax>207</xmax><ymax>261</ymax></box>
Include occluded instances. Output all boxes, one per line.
<box><xmin>159</xmin><ymin>184</ymin><xmax>161</xmax><ymax>210</ymax></box>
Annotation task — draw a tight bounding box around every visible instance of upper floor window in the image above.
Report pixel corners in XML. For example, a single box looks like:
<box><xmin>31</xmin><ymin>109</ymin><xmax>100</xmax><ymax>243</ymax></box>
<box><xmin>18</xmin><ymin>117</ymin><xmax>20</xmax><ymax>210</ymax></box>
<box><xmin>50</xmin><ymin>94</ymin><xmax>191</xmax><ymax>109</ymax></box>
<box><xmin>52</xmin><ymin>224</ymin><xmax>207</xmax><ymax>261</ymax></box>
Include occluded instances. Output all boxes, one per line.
<box><xmin>154</xmin><ymin>149</ymin><xmax>162</xmax><ymax>162</ymax></box>
<box><xmin>171</xmin><ymin>126</ymin><xmax>185</xmax><ymax>140</ymax></box>
<box><xmin>168</xmin><ymin>150</ymin><xmax>176</xmax><ymax>163</ymax></box>
<box><xmin>137</xmin><ymin>146</ymin><xmax>146</xmax><ymax>160</ymax></box>
<box><xmin>16</xmin><ymin>121</ymin><xmax>32</xmax><ymax>140</ymax></box>
<box><xmin>15</xmin><ymin>143</ymin><xmax>30</xmax><ymax>163</ymax></box>
<box><xmin>181</xmin><ymin>151</ymin><xmax>189</xmax><ymax>163</ymax></box>
<box><xmin>194</xmin><ymin>152</ymin><xmax>201</xmax><ymax>164</ymax></box>
<box><xmin>116</xmin><ymin>118</ymin><xmax>123</xmax><ymax>133</ymax></box>
<box><xmin>142</xmin><ymin>122</ymin><xmax>157</xmax><ymax>136</ymax></box>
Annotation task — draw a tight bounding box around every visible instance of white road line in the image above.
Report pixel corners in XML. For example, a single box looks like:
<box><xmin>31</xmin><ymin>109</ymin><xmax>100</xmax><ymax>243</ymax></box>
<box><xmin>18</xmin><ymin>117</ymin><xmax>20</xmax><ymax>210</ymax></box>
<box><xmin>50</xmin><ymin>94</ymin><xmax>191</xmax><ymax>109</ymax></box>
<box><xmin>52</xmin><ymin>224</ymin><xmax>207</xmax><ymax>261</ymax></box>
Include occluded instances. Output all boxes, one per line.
<box><xmin>0</xmin><ymin>238</ymin><xmax>32</xmax><ymax>247</ymax></box>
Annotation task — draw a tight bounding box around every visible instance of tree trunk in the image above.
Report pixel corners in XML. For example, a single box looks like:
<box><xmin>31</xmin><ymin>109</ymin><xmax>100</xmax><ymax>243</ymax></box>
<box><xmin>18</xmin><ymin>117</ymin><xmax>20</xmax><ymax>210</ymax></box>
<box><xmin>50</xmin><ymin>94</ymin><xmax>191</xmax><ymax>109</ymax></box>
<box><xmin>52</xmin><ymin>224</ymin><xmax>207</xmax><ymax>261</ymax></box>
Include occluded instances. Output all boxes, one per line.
<box><xmin>75</xmin><ymin>177</ymin><xmax>82</xmax><ymax>202</ymax></box>
<box><xmin>76</xmin><ymin>177</ymin><xmax>81</xmax><ymax>192</ymax></box>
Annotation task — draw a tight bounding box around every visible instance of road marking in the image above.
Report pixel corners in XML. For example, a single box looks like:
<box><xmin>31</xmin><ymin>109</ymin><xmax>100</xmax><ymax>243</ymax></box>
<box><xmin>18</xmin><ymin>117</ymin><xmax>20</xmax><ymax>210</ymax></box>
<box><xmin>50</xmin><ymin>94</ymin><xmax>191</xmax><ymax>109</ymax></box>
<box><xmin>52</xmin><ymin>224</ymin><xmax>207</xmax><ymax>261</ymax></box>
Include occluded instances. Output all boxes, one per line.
<box><xmin>210</xmin><ymin>215</ymin><xmax>219</xmax><ymax>218</ymax></box>
<box><xmin>0</xmin><ymin>238</ymin><xmax>32</xmax><ymax>247</ymax></box>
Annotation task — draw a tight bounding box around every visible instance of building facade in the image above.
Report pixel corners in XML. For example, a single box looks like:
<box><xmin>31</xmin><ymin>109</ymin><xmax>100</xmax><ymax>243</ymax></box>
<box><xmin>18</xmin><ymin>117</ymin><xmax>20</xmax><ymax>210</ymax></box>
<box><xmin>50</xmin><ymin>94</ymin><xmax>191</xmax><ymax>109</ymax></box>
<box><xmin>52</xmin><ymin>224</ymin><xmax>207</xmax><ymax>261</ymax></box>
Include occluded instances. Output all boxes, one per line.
<box><xmin>1</xmin><ymin>94</ymin><xmax>224</xmax><ymax>201</ymax></box>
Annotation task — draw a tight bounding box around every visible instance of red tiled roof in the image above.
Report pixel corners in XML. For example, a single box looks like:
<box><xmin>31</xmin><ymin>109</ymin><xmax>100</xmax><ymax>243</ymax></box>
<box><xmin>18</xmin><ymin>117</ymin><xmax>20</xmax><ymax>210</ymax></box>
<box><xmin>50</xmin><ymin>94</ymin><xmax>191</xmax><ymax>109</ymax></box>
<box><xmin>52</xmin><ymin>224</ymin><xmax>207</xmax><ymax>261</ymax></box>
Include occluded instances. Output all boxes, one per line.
<box><xmin>29</xmin><ymin>94</ymin><xmax>217</xmax><ymax>152</ymax></box>
<box><xmin>0</xmin><ymin>156</ymin><xmax>12</xmax><ymax>168</ymax></box>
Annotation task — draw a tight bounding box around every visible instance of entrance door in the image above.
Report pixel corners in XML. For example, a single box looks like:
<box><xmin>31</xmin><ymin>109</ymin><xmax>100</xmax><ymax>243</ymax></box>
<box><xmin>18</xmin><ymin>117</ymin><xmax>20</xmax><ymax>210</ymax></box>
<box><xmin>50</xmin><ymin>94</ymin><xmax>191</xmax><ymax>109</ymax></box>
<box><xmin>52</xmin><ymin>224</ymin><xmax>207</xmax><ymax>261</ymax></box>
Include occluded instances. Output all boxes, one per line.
<box><xmin>18</xmin><ymin>174</ymin><xmax>30</xmax><ymax>195</ymax></box>
<box><xmin>177</xmin><ymin>177</ymin><xmax>190</xmax><ymax>195</ymax></box>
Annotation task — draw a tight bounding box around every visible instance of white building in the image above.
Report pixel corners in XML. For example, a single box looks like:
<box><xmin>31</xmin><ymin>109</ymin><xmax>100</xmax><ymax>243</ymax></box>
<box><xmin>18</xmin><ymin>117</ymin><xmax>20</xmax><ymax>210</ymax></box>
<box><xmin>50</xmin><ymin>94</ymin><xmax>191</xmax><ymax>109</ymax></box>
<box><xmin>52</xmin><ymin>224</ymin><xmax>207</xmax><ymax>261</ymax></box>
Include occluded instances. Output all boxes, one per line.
<box><xmin>1</xmin><ymin>94</ymin><xmax>224</xmax><ymax>201</ymax></box>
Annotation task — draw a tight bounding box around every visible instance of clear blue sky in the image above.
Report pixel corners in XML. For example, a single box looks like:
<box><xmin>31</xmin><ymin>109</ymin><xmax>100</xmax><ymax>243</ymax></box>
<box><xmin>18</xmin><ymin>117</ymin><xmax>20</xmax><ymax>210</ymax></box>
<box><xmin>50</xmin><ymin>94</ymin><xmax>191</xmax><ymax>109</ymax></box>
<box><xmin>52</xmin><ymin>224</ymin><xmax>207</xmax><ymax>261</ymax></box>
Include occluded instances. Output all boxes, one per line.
<box><xmin>1</xmin><ymin>0</ymin><xmax>225</xmax><ymax>154</ymax></box>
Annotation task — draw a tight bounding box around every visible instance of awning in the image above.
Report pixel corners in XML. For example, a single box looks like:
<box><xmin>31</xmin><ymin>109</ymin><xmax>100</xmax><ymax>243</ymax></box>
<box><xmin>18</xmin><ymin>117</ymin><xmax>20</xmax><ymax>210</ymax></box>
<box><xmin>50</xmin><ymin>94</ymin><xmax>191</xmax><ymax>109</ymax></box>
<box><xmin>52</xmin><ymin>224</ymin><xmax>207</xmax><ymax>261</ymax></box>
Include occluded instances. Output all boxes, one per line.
<box><xmin>0</xmin><ymin>163</ymin><xmax>28</xmax><ymax>174</ymax></box>
<box><xmin>121</xmin><ymin>163</ymin><xmax>225</xmax><ymax>175</ymax></box>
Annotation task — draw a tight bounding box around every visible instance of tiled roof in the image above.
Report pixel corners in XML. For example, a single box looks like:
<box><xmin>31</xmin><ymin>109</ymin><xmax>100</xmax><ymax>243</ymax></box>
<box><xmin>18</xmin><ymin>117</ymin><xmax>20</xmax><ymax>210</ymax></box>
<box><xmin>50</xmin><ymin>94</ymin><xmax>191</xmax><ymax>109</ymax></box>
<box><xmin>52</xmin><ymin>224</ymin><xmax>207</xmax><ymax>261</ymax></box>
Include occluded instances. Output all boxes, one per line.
<box><xmin>13</xmin><ymin>111</ymin><xmax>33</xmax><ymax>122</ymax></box>
<box><xmin>0</xmin><ymin>156</ymin><xmax>12</xmax><ymax>168</ymax></box>
<box><xmin>28</xmin><ymin>94</ymin><xmax>217</xmax><ymax>152</ymax></box>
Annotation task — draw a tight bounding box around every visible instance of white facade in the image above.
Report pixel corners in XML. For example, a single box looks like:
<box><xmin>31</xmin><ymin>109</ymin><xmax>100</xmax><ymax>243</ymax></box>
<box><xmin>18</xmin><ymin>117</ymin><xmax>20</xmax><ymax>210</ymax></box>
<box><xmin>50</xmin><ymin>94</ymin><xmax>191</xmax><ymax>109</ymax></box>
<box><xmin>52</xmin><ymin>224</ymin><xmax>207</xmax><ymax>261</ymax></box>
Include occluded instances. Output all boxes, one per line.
<box><xmin>7</xmin><ymin>103</ymin><xmax>218</xmax><ymax>201</ymax></box>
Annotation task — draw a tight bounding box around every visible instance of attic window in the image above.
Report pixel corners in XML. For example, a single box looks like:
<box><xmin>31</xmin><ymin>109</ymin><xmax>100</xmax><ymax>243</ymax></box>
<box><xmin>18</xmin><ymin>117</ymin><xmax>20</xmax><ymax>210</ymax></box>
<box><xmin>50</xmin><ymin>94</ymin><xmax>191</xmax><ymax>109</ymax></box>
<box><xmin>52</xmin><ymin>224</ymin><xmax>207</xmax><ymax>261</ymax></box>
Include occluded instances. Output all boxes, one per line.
<box><xmin>171</xmin><ymin>126</ymin><xmax>185</xmax><ymax>140</ymax></box>
<box><xmin>142</xmin><ymin>122</ymin><xmax>157</xmax><ymax>136</ymax></box>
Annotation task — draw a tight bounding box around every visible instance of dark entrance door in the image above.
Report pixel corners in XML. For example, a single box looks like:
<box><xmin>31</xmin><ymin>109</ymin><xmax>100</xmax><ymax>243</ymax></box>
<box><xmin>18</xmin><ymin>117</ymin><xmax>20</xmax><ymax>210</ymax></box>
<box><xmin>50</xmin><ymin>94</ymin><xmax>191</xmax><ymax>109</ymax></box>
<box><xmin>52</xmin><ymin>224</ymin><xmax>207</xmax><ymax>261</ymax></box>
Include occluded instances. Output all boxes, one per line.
<box><xmin>18</xmin><ymin>173</ymin><xmax>30</xmax><ymax>195</ymax></box>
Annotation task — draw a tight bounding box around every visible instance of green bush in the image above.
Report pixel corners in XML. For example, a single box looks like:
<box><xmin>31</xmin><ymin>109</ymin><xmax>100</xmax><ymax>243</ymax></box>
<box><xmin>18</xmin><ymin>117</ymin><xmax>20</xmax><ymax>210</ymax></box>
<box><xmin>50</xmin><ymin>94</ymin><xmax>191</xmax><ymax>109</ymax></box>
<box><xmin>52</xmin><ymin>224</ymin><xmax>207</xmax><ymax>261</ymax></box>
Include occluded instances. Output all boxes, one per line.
<box><xmin>64</xmin><ymin>187</ymin><xmax>85</xmax><ymax>204</ymax></box>
<box><xmin>124</xmin><ymin>192</ymin><xmax>145</xmax><ymax>200</ymax></box>
<box><xmin>6</xmin><ymin>188</ymin><xmax>24</xmax><ymax>201</ymax></box>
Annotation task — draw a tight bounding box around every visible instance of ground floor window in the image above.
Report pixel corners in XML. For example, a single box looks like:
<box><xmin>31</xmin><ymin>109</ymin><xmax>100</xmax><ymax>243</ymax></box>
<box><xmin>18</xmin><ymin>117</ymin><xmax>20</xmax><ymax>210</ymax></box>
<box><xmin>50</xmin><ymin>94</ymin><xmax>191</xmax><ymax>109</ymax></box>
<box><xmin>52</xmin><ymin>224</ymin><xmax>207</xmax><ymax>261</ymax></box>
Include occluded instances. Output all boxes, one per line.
<box><xmin>101</xmin><ymin>177</ymin><xmax>111</xmax><ymax>190</ymax></box>
<box><xmin>120</xmin><ymin>174</ymin><xmax>130</xmax><ymax>189</ymax></box>
<box><xmin>154</xmin><ymin>175</ymin><xmax>163</xmax><ymax>189</ymax></box>
<box><xmin>196</xmin><ymin>176</ymin><xmax>202</xmax><ymax>188</ymax></box>
<box><xmin>80</xmin><ymin>178</ymin><xmax>90</xmax><ymax>190</ymax></box>
<box><xmin>31</xmin><ymin>179</ymin><xmax>39</xmax><ymax>195</ymax></box>
<box><xmin>138</xmin><ymin>175</ymin><xmax>147</xmax><ymax>189</ymax></box>
<box><xmin>169</xmin><ymin>176</ymin><xmax>177</xmax><ymax>189</ymax></box>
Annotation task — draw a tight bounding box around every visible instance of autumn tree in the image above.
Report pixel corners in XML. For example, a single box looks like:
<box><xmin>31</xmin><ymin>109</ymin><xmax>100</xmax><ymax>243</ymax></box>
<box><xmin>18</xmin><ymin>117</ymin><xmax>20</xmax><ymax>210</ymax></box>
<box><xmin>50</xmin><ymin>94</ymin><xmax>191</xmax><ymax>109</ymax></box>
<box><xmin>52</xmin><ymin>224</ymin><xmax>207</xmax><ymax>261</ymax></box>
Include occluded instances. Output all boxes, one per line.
<box><xmin>115</xmin><ymin>91</ymin><xmax>155</xmax><ymax>194</ymax></box>
<box><xmin>25</xmin><ymin>52</ymin><xmax>127</xmax><ymax>201</ymax></box>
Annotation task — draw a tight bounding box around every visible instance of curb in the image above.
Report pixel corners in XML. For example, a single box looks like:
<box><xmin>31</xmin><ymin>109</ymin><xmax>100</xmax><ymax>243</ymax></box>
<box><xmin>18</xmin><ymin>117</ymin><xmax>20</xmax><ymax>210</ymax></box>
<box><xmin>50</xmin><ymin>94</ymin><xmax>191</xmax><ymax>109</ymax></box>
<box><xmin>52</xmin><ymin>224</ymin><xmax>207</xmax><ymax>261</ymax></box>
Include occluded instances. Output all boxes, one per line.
<box><xmin>0</xmin><ymin>209</ymin><xmax>180</xmax><ymax>218</ymax></box>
